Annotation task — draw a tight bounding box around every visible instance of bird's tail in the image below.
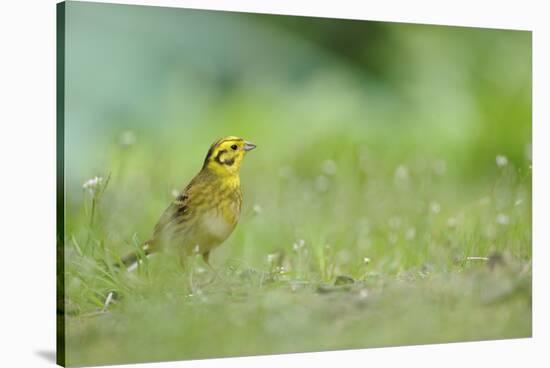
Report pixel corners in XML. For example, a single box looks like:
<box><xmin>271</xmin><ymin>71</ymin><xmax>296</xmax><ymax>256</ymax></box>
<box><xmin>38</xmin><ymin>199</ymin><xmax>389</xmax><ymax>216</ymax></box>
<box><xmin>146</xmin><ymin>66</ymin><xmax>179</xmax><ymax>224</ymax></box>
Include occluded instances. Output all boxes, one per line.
<box><xmin>119</xmin><ymin>242</ymin><xmax>152</xmax><ymax>272</ymax></box>
<box><xmin>103</xmin><ymin>242</ymin><xmax>154</xmax><ymax>312</ymax></box>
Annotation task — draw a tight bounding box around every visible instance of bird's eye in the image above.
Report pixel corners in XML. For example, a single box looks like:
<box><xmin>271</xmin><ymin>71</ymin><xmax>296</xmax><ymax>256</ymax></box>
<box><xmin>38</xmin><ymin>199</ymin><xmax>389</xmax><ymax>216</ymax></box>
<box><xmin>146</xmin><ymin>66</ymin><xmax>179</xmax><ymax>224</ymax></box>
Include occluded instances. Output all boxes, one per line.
<box><xmin>231</xmin><ymin>144</ymin><xmax>238</xmax><ymax>151</ymax></box>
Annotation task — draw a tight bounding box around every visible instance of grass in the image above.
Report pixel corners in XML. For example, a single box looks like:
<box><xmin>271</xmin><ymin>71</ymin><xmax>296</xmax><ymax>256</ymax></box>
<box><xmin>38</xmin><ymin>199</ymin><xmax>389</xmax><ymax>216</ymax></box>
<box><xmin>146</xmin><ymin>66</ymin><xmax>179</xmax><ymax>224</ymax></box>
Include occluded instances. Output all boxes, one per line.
<box><xmin>62</xmin><ymin>130</ymin><xmax>531</xmax><ymax>367</ymax></box>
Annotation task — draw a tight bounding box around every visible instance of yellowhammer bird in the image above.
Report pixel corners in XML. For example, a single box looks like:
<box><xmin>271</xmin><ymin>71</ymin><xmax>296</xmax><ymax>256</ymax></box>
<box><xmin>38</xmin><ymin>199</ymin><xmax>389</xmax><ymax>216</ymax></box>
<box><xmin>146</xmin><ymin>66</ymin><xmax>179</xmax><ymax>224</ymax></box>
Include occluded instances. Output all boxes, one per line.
<box><xmin>121</xmin><ymin>136</ymin><xmax>256</xmax><ymax>271</ymax></box>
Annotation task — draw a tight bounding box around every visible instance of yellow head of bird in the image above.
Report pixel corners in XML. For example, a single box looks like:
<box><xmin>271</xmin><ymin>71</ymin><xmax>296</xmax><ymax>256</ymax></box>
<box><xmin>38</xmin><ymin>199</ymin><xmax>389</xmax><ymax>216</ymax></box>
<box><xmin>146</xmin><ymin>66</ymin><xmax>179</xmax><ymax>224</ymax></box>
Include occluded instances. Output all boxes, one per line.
<box><xmin>203</xmin><ymin>136</ymin><xmax>256</xmax><ymax>175</ymax></box>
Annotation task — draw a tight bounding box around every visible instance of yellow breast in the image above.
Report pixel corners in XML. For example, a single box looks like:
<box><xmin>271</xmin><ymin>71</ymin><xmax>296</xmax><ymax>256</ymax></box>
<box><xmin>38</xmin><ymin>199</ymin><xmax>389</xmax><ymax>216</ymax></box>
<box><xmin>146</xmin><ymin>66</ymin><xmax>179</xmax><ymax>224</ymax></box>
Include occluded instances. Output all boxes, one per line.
<box><xmin>186</xmin><ymin>191</ymin><xmax>241</xmax><ymax>254</ymax></box>
<box><xmin>201</xmin><ymin>207</ymin><xmax>236</xmax><ymax>242</ymax></box>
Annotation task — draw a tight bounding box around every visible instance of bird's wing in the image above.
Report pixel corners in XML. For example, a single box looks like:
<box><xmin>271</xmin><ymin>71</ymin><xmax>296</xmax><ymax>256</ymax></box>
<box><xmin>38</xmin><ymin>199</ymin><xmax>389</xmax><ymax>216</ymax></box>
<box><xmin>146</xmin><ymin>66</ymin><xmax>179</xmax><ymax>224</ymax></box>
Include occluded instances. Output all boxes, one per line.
<box><xmin>152</xmin><ymin>175</ymin><xmax>205</xmax><ymax>240</ymax></box>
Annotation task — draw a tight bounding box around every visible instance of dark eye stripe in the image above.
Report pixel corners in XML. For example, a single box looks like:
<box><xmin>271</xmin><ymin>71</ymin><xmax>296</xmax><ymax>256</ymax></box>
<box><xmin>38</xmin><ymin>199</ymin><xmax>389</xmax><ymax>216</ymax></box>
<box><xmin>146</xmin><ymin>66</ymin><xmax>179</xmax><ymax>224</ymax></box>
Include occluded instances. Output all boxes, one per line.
<box><xmin>214</xmin><ymin>149</ymin><xmax>236</xmax><ymax>166</ymax></box>
<box><xmin>215</xmin><ymin>149</ymin><xmax>227</xmax><ymax>164</ymax></box>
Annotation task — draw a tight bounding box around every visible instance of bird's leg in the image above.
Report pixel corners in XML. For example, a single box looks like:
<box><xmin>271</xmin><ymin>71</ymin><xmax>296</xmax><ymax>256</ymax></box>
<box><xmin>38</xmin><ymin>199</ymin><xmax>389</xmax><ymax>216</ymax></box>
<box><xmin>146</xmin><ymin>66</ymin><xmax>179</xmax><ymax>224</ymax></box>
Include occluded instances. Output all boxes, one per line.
<box><xmin>202</xmin><ymin>251</ymin><xmax>212</xmax><ymax>269</ymax></box>
<box><xmin>179</xmin><ymin>252</ymin><xmax>199</xmax><ymax>295</ymax></box>
<box><xmin>201</xmin><ymin>251</ymin><xmax>221</xmax><ymax>285</ymax></box>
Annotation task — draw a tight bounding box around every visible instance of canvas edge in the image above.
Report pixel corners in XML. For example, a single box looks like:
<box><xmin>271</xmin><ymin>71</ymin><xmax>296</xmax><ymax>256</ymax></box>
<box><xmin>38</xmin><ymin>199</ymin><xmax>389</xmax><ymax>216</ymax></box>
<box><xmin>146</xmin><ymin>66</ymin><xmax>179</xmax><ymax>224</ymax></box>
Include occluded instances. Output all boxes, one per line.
<box><xmin>56</xmin><ymin>1</ymin><xmax>66</xmax><ymax>367</ymax></box>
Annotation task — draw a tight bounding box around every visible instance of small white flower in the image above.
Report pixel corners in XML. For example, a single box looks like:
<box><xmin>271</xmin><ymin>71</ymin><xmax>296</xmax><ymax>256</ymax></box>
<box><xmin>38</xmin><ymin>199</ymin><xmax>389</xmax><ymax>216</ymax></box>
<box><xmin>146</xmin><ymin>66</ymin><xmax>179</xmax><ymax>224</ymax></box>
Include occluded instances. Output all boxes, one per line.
<box><xmin>321</xmin><ymin>159</ymin><xmax>338</xmax><ymax>176</ymax></box>
<box><xmin>82</xmin><ymin>176</ymin><xmax>104</xmax><ymax>194</ymax></box>
<box><xmin>395</xmin><ymin>165</ymin><xmax>409</xmax><ymax>180</ymax></box>
<box><xmin>82</xmin><ymin>176</ymin><xmax>102</xmax><ymax>189</ymax></box>
<box><xmin>496</xmin><ymin>155</ymin><xmax>508</xmax><ymax>167</ymax></box>
<box><xmin>363</xmin><ymin>257</ymin><xmax>371</xmax><ymax>265</ymax></box>
<box><xmin>358</xmin><ymin>289</ymin><xmax>369</xmax><ymax>300</ymax></box>
<box><xmin>253</xmin><ymin>204</ymin><xmax>262</xmax><ymax>214</ymax></box>
<box><xmin>430</xmin><ymin>201</ymin><xmax>441</xmax><ymax>214</ymax></box>
<box><xmin>292</xmin><ymin>239</ymin><xmax>305</xmax><ymax>252</ymax></box>
<box><xmin>496</xmin><ymin>213</ymin><xmax>510</xmax><ymax>225</ymax></box>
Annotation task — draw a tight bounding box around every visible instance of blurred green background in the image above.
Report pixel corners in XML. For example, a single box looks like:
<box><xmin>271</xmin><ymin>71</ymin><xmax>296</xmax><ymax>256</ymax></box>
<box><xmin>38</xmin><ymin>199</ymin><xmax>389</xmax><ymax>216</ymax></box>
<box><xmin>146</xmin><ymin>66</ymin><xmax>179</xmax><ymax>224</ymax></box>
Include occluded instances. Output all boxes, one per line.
<box><xmin>62</xmin><ymin>1</ymin><xmax>531</xmax><ymax>366</ymax></box>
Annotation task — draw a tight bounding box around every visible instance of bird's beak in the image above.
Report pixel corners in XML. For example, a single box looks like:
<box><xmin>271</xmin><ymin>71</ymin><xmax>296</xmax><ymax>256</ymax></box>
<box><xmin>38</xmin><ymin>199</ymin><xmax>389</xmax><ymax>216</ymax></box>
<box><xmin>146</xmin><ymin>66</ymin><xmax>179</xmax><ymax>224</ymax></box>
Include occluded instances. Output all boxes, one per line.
<box><xmin>244</xmin><ymin>141</ymin><xmax>257</xmax><ymax>151</ymax></box>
